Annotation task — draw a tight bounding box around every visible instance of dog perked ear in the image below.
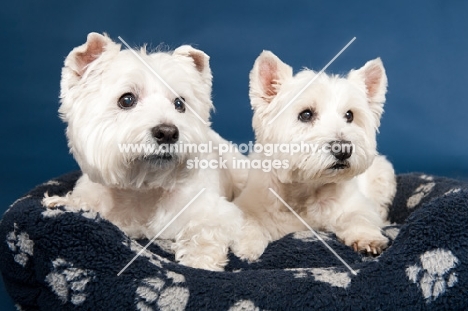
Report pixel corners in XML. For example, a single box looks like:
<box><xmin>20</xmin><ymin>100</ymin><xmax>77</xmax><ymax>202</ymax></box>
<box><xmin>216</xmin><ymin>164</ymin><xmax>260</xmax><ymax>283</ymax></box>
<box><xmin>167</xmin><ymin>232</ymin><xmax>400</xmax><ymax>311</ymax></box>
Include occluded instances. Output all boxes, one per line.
<box><xmin>348</xmin><ymin>58</ymin><xmax>388</xmax><ymax>120</ymax></box>
<box><xmin>173</xmin><ymin>45</ymin><xmax>212</xmax><ymax>85</ymax></box>
<box><xmin>349</xmin><ymin>58</ymin><xmax>387</xmax><ymax>104</ymax></box>
<box><xmin>59</xmin><ymin>33</ymin><xmax>121</xmax><ymax>119</ymax></box>
<box><xmin>64</xmin><ymin>33</ymin><xmax>120</xmax><ymax>77</ymax></box>
<box><xmin>249</xmin><ymin>51</ymin><xmax>293</xmax><ymax>109</ymax></box>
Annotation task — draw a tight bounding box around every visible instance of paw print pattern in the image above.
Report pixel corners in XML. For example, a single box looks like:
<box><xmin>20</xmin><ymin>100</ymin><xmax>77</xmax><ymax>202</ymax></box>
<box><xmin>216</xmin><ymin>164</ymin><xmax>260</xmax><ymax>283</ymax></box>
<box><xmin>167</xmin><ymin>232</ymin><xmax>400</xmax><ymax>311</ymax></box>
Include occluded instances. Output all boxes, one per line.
<box><xmin>406</xmin><ymin>175</ymin><xmax>435</xmax><ymax>208</ymax></box>
<box><xmin>444</xmin><ymin>188</ymin><xmax>460</xmax><ymax>196</ymax></box>
<box><xmin>41</xmin><ymin>208</ymin><xmax>66</xmax><ymax>218</ymax></box>
<box><xmin>228</xmin><ymin>299</ymin><xmax>260</xmax><ymax>311</ymax></box>
<box><xmin>286</xmin><ymin>267</ymin><xmax>354</xmax><ymax>288</ymax></box>
<box><xmin>406</xmin><ymin>249</ymin><xmax>459</xmax><ymax>302</ymax></box>
<box><xmin>126</xmin><ymin>239</ymin><xmax>169</xmax><ymax>269</ymax></box>
<box><xmin>6</xmin><ymin>224</ymin><xmax>34</xmax><ymax>267</ymax></box>
<box><xmin>135</xmin><ymin>272</ymin><xmax>189</xmax><ymax>311</ymax></box>
<box><xmin>383</xmin><ymin>226</ymin><xmax>400</xmax><ymax>241</ymax></box>
<box><xmin>45</xmin><ymin>258</ymin><xmax>95</xmax><ymax>305</ymax></box>
<box><xmin>42</xmin><ymin>180</ymin><xmax>61</xmax><ymax>186</ymax></box>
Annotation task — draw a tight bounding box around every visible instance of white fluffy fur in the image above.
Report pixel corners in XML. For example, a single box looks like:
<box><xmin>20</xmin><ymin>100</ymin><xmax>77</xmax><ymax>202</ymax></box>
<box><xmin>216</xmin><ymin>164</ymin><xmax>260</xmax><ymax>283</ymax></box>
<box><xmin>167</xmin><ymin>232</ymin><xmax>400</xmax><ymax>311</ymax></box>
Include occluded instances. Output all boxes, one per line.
<box><xmin>232</xmin><ymin>51</ymin><xmax>396</xmax><ymax>261</ymax></box>
<box><xmin>43</xmin><ymin>33</ymin><xmax>247</xmax><ymax>271</ymax></box>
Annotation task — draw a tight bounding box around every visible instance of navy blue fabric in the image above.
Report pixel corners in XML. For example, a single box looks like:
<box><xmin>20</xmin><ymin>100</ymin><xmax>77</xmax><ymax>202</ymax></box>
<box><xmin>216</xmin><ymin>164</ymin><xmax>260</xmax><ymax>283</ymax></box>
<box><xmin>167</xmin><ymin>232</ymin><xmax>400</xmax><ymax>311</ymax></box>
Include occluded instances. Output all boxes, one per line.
<box><xmin>1</xmin><ymin>172</ymin><xmax>467</xmax><ymax>310</ymax></box>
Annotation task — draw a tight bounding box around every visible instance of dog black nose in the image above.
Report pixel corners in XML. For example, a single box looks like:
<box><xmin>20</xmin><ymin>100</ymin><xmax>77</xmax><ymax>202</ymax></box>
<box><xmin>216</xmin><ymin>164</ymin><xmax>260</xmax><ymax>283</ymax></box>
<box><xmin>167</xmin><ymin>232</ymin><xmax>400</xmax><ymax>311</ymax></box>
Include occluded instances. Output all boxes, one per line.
<box><xmin>152</xmin><ymin>124</ymin><xmax>179</xmax><ymax>144</ymax></box>
<box><xmin>329</xmin><ymin>140</ymin><xmax>353</xmax><ymax>161</ymax></box>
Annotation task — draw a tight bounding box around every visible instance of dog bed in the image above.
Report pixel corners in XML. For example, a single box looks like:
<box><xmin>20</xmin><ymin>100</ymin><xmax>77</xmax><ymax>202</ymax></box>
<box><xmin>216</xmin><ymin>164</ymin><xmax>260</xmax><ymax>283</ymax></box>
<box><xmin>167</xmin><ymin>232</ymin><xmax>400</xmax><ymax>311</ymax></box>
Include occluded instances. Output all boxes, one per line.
<box><xmin>1</xmin><ymin>171</ymin><xmax>467</xmax><ymax>310</ymax></box>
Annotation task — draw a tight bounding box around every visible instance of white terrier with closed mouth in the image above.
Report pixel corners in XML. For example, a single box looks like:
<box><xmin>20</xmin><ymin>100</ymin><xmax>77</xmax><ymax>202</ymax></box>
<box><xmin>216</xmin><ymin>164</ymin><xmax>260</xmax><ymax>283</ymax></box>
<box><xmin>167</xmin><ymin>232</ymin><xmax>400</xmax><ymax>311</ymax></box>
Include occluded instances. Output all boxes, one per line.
<box><xmin>232</xmin><ymin>51</ymin><xmax>396</xmax><ymax>261</ymax></box>
<box><xmin>43</xmin><ymin>32</ymin><xmax>247</xmax><ymax>271</ymax></box>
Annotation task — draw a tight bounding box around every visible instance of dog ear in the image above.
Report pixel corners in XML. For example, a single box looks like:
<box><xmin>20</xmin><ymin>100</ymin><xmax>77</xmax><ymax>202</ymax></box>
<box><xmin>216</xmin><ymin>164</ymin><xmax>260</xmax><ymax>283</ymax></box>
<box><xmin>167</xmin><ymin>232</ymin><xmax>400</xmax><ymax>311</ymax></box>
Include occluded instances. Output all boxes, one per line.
<box><xmin>349</xmin><ymin>58</ymin><xmax>387</xmax><ymax>104</ymax></box>
<box><xmin>348</xmin><ymin>58</ymin><xmax>387</xmax><ymax>124</ymax></box>
<box><xmin>61</xmin><ymin>32</ymin><xmax>120</xmax><ymax>98</ymax></box>
<box><xmin>173</xmin><ymin>45</ymin><xmax>212</xmax><ymax>85</ymax></box>
<box><xmin>64</xmin><ymin>32</ymin><xmax>120</xmax><ymax>77</ymax></box>
<box><xmin>249</xmin><ymin>51</ymin><xmax>293</xmax><ymax>109</ymax></box>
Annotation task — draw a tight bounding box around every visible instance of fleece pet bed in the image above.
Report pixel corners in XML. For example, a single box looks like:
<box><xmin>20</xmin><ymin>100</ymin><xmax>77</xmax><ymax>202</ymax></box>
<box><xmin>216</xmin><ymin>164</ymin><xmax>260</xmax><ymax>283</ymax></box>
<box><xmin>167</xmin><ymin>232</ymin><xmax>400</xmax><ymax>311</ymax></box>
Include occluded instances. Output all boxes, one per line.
<box><xmin>1</xmin><ymin>171</ymin><xmax>467</xmax><ymax>310</ymax></box>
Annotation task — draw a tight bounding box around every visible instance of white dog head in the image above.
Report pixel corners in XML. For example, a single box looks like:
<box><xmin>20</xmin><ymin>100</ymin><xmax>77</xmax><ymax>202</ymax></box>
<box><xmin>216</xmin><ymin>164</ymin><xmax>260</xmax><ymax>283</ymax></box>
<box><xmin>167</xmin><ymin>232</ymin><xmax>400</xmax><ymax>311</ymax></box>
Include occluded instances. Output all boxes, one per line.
<box><xmin>249</xmin><ymin>51</ymin><xmax>387</xmax><ymax>184</ymax></box>
<box><xmin>60</xmin><ymin>32</ymin><xmax>213</xmax><ymax>189</ymax></box>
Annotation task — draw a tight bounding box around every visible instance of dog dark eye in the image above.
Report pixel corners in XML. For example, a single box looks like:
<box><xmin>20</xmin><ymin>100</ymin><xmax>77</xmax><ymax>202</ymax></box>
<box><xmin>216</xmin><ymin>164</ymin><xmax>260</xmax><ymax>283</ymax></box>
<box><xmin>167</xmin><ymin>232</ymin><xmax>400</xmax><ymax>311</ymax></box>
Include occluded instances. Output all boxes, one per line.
<box><xmin>298</xmin><ymin>109</ymin><xmax>314</xmax><ymax>122</ymax></box>
<box><xmin>174</xmin><ymin>97</ymin><xmax>186</xmax><ymax>113</ymax></box>
<box><xmin>118</xmin><ymin>93</ymin><xmax>137</xmax><ymax>109</ymax></box>
<box><xmin>345</xmin><ymin>110</ymin><xmax>354</xmax><ymax>123</ymax></box>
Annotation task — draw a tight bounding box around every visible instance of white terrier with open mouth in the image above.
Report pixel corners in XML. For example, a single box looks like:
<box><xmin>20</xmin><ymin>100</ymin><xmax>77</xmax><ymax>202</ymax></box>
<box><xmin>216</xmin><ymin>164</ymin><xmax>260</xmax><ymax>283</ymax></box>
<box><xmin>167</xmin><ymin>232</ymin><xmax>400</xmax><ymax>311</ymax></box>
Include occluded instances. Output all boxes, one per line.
<box><xmin>233</xmin><ymin>51</ymin><xmax>396</xmax><ymax>261</ymax></box>
<box><xmin>43</xmin><ymin>33</ymin><xmax>247</xmax><ymax>271</ymax></box>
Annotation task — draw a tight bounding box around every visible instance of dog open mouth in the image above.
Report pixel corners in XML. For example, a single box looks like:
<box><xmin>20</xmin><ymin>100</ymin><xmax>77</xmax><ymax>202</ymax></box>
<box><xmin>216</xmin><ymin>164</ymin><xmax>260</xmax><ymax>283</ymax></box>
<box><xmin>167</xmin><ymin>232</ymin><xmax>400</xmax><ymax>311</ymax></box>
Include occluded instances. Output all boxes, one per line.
<box><xmin>329</xmin><ymin>162</ymin><xmax>350</xmax><ymax>170</ymax></box>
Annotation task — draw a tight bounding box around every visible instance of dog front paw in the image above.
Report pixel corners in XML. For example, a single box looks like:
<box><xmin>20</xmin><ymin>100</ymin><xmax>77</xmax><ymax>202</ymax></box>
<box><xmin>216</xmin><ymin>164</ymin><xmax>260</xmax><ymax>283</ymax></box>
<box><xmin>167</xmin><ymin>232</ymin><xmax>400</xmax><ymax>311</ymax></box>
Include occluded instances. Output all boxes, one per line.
<box><xmin>231</xmin><ymin>224</ymin><xmax>269</xmax><ymax>262</ymax></box>
<box><xmin>42</xmin><ymin>192</ymin><xmax>85</xmax><ymax>212</ymax></box>
<box><xmin>231</xmin><ymin>239</ymin><xmax>268</xmax><ymax>262</ymax></box>
<box><xmin>341</xmin><ymin>227</ymin><xmax>388</xmax><ymax>255</ymax></box>
<box><xmin>351</xmin><ymin>237</ymin><xmax>388</xmax><ymax>255</ymax></box>
<box><xmin>42</xmin><ymin>193</ymin><xmax>71</xmax><ymax>208</ymax></box>
<box><xmin>173</xmin><ymin>228</ymin><xmax>230</xmax><ymax>271</ymax></box>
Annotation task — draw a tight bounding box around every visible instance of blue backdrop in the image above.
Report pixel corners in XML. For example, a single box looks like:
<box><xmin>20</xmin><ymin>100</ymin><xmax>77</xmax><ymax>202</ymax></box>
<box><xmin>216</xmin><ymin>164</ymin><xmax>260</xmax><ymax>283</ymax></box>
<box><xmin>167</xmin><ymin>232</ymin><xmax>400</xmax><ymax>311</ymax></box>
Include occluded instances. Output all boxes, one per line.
<box><xmin>1</xmin><ymin>1</ymin><xmax>468</xmax><ymax>308</ymax></box>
